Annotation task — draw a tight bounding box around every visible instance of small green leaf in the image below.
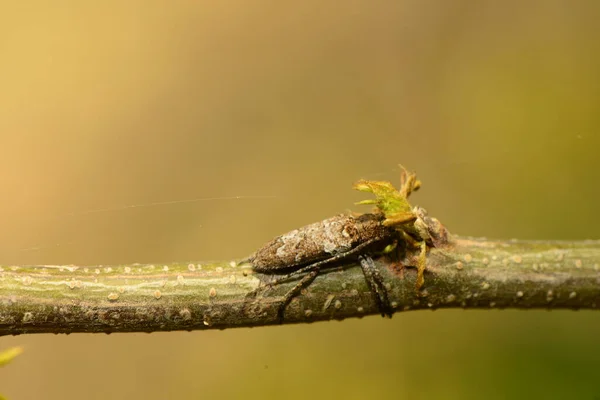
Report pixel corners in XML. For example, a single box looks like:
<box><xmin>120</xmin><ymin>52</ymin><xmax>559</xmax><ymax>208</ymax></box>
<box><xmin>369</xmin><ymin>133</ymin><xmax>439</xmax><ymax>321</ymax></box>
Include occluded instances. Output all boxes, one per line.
<box><xmin>353</xmin><ymin>179</ymin><xmax>412</xmax><ymax>216</ymax></box>
<box><xmin>0</xmin><ymin>347</ymin><xmax>23</xmax><ymax>367</ymax></box>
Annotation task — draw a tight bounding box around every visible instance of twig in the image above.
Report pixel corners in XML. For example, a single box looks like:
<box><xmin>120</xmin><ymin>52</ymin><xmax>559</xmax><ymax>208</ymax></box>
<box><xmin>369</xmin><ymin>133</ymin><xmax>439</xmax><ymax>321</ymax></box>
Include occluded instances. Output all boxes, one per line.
<box><xmin>1</xmin><ymin>235</ymin><xmax>598</xmax><ymax>335</ymax></box>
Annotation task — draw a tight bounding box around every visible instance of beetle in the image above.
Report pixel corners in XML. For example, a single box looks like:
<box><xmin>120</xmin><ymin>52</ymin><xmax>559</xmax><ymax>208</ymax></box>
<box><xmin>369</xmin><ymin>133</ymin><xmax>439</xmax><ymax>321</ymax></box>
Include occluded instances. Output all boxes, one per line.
<box><xmin>246</xmin><ymin>166</ymin><xmax>441</xmax><ymax>323</ymax></box>
<box><xmin>246</xmin><ymin>212</ymin><xmax>398</xmax><ymax>322</ymax></box>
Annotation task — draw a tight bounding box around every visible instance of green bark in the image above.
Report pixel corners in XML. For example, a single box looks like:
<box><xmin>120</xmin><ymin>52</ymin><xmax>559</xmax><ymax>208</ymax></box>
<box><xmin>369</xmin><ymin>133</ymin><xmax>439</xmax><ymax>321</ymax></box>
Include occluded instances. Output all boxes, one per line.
<box><xmin>0</xmin><ymin>235</ymin><xmax>598</xmax><ymax>335</ymax></box>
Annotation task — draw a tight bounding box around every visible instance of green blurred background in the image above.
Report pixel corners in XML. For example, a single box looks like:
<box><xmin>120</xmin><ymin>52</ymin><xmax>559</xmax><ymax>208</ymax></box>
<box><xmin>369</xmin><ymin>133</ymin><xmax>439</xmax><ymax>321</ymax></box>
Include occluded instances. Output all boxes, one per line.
<box><xmin>1</xmin><ymin>1</ymin><xmax>600</xmax><ymax>399</ymax></box>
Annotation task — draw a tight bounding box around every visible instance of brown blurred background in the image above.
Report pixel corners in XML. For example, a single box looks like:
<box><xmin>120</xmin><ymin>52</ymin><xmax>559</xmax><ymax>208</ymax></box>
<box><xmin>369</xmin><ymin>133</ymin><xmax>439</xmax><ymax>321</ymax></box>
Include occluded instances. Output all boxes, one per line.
<box><xmin>1</xmin><ymin>1</ymin><xmax>600</xmax><ymax>399</ymax></box>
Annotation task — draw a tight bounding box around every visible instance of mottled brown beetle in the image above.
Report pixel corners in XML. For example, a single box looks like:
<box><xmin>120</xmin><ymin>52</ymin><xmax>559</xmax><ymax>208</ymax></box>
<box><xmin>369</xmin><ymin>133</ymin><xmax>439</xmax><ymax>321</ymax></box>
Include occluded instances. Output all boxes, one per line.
<box><xmin>246</xmin><ymin>213</ymin><xmax>397</xmax><ymax>322</ymax></box>
<box><xmin>245</xmin><ymin>166</ymin><xmax>442</xmax><ymax>323</ymax></box>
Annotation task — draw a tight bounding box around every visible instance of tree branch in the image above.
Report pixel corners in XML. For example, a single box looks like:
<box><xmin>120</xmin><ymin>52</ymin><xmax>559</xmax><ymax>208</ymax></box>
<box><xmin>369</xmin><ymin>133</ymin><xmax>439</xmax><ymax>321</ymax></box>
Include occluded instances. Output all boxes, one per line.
<box><xmin>1</xmin><ymin>235</ymin><xmax>599</xmax><ymax>335</ymax></box>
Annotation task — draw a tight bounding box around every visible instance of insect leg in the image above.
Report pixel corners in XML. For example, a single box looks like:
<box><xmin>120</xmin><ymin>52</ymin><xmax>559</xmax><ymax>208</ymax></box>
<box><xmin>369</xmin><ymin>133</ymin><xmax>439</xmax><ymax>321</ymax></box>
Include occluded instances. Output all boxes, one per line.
<box><xmin>357</xmin><ymin>255</ymin><xmax>384</xmax><ymax>312</ymax></box>
<box><xmin>358</xmin><ymin>255</ymin><xmax>393</xmax><ymax>317</ymax></box>
<box><xmin>250</xmin><ymin>236</ymin><xmax>385</xmax><ymax>294</ymax></box>
<box><xmin>247</xmin><ymin>261</ymin><xmax>328</xmax><ymax>298</ymax></box>
<box><xmin>276</xmin><ymin>267</ymin><xmax>320</xmax><ymax>323</ymax></box>
<box><xmin>396</xmin><ymin>231</ymin><xmax>429</xmax><ymax>293</ymax></box>
<box><xmin>415</xmin><ymin>241</ymin><xmax>427</xmax><ymax>292</ymax></box>
<box><xmin>249</xmin><ymin>237</ymin><xmax>389</xmax><ymax>322</ymax></box>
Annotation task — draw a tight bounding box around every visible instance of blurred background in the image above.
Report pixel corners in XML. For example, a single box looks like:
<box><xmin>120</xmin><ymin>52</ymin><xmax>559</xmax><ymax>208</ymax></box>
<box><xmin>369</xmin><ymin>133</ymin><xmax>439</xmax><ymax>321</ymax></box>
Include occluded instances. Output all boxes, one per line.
<box><xmin>1</xmin><ymin>1</ymin><xmax>600</xmax><ymax>399</ymax></box>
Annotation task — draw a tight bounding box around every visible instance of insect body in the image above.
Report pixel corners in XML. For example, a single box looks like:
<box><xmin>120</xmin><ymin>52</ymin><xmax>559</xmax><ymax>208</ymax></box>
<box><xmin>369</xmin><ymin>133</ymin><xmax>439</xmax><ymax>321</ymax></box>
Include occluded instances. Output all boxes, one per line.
<box><xmin>251</xmin><ymin>213</ymin><xmax>392</xmax><ymax>271</ymax></box>
<box><xmin>247</xmin><ymin>166</ymin><xmax>444</xmax><ymax>323</ymax></box>
<box><xmin>247</xmin><ymin>213</ymin><xmax>397</xmax><ymax>322</ymax></box>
